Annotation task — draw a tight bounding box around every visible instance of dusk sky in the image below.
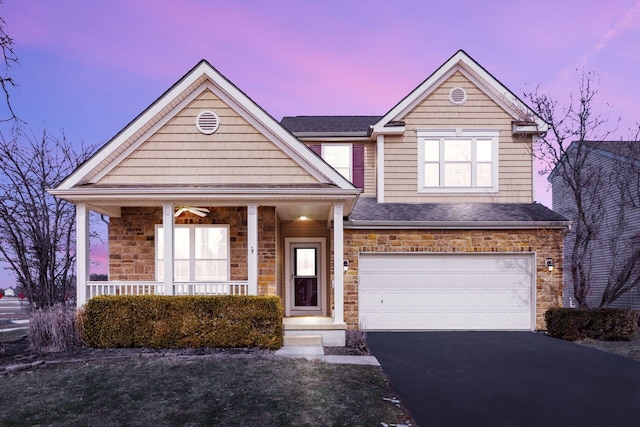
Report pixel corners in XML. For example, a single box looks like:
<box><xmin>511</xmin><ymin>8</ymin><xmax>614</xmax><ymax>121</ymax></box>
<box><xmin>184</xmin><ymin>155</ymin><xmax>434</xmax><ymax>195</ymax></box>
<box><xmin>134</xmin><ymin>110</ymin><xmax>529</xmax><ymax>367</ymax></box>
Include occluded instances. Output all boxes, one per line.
<box><xmin>1</xmin><ymin>0</ymin><xmax>639</xmax><ymax>287</ymax></box>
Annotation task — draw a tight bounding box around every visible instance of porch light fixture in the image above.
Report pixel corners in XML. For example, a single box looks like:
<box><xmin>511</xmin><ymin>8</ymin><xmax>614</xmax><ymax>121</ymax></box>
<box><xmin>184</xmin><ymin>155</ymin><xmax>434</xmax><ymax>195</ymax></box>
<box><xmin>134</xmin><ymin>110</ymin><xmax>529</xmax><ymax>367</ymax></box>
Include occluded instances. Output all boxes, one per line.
<box><xmin>343</xmin><ymin>260</ymin><xmax>349</xmax><ymax>272</ymax></box>
<box><xmin>545</xmin><ymin>258</ymin><xmax>554</xmax><ymax>272</ymax></box>
<box><xmin>298</xmin><ymin>215</ymin><xmax>308</xmax><ymax>221</ymax></box>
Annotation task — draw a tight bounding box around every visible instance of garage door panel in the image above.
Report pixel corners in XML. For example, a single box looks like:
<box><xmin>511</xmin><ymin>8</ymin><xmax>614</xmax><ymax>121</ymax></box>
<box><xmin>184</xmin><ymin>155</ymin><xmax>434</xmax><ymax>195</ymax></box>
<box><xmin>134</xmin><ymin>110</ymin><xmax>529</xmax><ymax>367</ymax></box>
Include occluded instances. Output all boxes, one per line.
<box><xmin>359</xmin><ymin>253</ymin><xmax>534</xmax><ymax>330</ymax></box>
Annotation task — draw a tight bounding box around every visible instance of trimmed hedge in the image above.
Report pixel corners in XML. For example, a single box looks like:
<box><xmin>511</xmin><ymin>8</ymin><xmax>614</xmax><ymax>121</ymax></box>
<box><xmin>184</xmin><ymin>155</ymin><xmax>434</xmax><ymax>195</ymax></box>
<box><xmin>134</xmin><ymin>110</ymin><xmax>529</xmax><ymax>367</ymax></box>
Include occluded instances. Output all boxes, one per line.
<box><xmin>545</xmin><ymin>308</ymin><xmax>639</xmax><ymax>341</ymax></box>
<box><xmin>81</xmin><ymin>295</ymin><xmax>283</xmax><ymax>349</ymax></box>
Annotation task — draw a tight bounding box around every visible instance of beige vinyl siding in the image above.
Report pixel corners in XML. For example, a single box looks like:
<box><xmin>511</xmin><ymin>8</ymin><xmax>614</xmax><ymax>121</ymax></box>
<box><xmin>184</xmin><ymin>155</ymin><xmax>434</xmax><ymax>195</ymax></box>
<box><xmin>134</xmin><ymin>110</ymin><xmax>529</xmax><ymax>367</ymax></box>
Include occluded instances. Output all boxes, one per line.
<box><xmin>83</xmin><ymin>75</ymin><xmax>210</xmax><ymax>184</ymax></box>
<box><xmin>99</xmin><ymin>90</ymin><xmax>318</xmax><ymax>185</ymax></box>
<box><xmin>383</xmin><ymin>71</ymin><xmax>534</xmax><ymax>203</ymax></box>
<box><xmin>363</xmin><ymin>142</ymin><xmax>376</xmax><ymax>197</ymax></box>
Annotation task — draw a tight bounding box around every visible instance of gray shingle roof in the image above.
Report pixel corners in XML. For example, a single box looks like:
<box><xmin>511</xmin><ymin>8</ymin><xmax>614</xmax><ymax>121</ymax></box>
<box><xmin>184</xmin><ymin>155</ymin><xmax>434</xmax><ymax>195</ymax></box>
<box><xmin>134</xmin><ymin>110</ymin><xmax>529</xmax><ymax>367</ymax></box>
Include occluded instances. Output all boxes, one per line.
<box><xmin>346</xmin><ymin>197</ymin><xmax>569</xmax><ymax>228</ymax></box>
<box><xmin>280</xmin><ymin>116</ymin><xmax>382</xmax><ymax>135</ymax></box>
<box><xmin>582</xmin><ymin>141</ymin><xmax>640</xmax><ymax>162</ymax></box>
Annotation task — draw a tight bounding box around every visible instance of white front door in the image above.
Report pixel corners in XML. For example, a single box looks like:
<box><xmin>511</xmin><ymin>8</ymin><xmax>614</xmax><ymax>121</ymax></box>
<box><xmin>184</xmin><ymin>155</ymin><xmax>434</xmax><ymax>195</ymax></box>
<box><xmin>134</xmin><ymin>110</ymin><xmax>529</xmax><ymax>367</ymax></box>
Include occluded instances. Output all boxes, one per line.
<box><xmin>285</xmin><ymin>238</ymin><xmax>326</xmax><ymax>316</ymax></box>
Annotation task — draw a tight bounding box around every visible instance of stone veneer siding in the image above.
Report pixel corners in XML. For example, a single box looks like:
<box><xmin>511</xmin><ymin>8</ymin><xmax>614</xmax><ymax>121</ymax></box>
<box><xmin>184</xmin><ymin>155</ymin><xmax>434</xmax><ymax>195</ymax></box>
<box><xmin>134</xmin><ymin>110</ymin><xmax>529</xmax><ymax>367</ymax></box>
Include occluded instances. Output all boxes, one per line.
<box><xmin>109</xmin><ymin>206</ymin><xmax>277</xmax><ymax>295</ymax></box>
<box><xmin>342</xmin><ymin>228</ymin><xmax>564</xmax><ymax>330</ymax></box>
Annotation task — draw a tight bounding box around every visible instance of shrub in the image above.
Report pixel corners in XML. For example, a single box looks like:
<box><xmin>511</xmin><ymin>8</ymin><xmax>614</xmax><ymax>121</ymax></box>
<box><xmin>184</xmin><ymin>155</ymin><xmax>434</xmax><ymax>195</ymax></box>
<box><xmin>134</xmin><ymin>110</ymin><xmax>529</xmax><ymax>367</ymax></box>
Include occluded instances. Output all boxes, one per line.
<box><xmin>545</xmin><ymin>308</ymin><xmax>639</xmax><ymax>341</ymax></box>
<box><xmin>29</xmin><ymin>303</ymin><xmax>84</xmax><ymax>353</ymax></box>
<box><xmin>346</xmin><ymin>320</ymin><xmax>367</xmax><ymax>352</ymax></box>
<box><xmin>81</xmin><ymin>295</ymin><xmax>283</xmax><ymax>349</ymax></box>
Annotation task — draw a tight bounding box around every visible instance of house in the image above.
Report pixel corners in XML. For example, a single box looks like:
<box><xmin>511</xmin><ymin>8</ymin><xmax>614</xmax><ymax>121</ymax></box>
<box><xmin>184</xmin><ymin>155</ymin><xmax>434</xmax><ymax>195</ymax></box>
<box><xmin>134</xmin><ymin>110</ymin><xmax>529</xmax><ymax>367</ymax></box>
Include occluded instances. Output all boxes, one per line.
<box><xmin>550</xmin><ymin>141</ymin><xmax>640</xmax><ymax>309</ymax></box>
<box><xmin>51</xmin><ymin>50</ymin><xmax>569</xmax><ymax>346</ymax></box>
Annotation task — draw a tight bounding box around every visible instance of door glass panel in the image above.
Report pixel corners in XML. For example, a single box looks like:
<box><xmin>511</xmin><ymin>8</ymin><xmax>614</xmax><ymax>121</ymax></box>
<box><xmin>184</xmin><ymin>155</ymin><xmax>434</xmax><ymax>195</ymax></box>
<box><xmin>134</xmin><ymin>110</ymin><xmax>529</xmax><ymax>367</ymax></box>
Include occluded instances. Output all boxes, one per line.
<box><xmin>294</xmin><ymin>278</ymin><xmax>318</xmax><ymax>306</ymax></box>
<box><xmin>295</xmin><ymin>248</ymin><xmax>316</xmax><ymax>276</ymax></box>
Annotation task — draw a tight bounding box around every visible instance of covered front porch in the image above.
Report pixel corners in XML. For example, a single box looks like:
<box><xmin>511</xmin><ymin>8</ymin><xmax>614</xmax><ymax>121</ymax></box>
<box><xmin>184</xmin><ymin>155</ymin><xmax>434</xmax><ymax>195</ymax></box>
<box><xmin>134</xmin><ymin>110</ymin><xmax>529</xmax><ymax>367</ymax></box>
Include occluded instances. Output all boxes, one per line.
<box><xmin>74</xmin><ymin>199</ymin><xmax>350</xmax><ymax>345</ymax></box>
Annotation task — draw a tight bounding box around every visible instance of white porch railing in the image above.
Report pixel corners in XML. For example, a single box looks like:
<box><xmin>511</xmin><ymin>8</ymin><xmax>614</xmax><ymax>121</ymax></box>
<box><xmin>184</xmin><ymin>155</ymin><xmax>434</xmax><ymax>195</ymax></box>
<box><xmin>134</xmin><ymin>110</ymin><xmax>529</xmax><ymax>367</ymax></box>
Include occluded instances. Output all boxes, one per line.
<box><xmin>87</xmin><ymin>281</ymin><xmax>250</xmax><ymax>300</ymax></box>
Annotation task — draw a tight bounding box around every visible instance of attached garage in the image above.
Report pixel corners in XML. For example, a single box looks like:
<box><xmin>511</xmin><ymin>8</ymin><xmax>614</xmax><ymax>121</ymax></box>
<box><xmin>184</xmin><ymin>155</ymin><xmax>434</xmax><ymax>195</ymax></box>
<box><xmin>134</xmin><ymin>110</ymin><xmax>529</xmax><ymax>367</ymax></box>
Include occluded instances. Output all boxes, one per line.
<box><xmin>358</xmin><ymin>253</ymin><xmax>535</xmax><ymax>330</ymax></box>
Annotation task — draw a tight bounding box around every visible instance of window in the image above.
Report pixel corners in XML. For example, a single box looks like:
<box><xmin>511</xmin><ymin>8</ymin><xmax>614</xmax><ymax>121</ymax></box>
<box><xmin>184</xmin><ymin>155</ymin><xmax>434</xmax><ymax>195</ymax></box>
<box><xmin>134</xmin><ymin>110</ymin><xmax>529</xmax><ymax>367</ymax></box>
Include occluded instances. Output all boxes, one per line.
<box><xmin>156</xmin><ymin>225</ymin><xmax>229</xmax><ymax>281</ymax></box>
<box><xmin>322</xmin><ymin>145</ymin><xmax>351</xmax><ymax>180</ymax></box>
<box><xmin>310</xmin><ymin>143</ymin><xmax>365</xmax><ymax>189</ymax></box>
<box><xmin>418</xmin><ymin>129</ymin><xmax>498</xmax><ymax>193</ymax></box>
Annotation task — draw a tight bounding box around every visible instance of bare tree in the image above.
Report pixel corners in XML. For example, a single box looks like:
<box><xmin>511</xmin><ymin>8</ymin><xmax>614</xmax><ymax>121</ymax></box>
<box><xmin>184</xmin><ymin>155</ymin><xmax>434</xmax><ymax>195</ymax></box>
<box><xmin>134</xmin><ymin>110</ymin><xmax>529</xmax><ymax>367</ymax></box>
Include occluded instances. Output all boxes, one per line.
<box><xmin>524</xmin><ymin>71</ymin><xmax>618</xmax><ymax>308</ymax></box>
<box><xmin>600</xmin><ymin>137</ymin><xmax>640</xmax><ymax>306</ymax></box>
<box><xmin>0</xmin><ymin>127</ymin><xmax>95</xmax><ymax>308</ymax></box>
<box><xmin>0</xmin><ymin>6</ymin><xmax>19</xmax><ymax>122</ymax></box>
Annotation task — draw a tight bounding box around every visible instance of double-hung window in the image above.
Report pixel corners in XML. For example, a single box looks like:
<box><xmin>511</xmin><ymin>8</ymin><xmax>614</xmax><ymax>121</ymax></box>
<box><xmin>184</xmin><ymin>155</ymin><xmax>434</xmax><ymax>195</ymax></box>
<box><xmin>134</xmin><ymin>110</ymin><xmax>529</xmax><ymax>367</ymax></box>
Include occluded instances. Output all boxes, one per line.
<box><xmin>322</xmin><ymin>145</ymin><xmax>352</xmax><ymax>181</ymax></box>
<box><xmin>309</xmin><ymin>143</ymin><xmax>365</xmax><ymax>189</ymax></box>
<box><xmin>418</xmin><ymin>129</ymin><xmax>499</xmax><ymax>193</ymax></box>
<box><xmin>156</xmin><ymin>225</ymin><xmax>229</xmax><ymax>281</ymax></box>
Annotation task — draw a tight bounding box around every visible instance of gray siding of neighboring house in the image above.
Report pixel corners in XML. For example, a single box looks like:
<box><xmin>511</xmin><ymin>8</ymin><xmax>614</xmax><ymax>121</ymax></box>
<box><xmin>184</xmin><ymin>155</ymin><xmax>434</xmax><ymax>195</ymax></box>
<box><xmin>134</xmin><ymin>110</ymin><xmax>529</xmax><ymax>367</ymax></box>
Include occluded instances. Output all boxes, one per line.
<box><xmin>552</xmin><ymin>149</ymin><xmax>640</xmax><ymax>309</ymax></box>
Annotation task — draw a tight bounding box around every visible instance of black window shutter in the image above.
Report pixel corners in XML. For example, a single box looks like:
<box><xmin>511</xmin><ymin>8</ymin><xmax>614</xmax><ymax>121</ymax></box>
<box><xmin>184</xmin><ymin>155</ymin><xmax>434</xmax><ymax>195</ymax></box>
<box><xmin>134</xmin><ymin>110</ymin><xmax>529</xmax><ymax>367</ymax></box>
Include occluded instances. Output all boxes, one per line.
<box><xmin>352</xmin><ymin>144</ymin><xmax>364</xmax><ymax>189</ymax></box>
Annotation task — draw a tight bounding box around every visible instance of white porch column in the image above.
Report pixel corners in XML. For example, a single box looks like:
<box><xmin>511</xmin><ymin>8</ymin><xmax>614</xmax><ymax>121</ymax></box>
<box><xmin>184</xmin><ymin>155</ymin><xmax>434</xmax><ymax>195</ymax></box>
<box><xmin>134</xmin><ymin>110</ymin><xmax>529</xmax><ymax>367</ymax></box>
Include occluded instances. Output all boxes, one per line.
<box><xmin>76</xmin><ymin>204</ymin><xmax>89</xmax><ymax>307</ymax></box>
<box><xmin>247</xmin><ymin>204</ymin><xmax>258</xmax><ymax>295</ymax></box>
<box><xmin>333</xmin><ymin>203</ymin><xmax>345</xmax><ymax>324</ymax></box>
<box><xmin>377</xmin><ymin>134</ymin><xmax>385</xmax><ymax>202</ymax></box>
<box><xmin>162</xmin><ymin>203</ymin><xmax>175</xmax><ymax>295</ymax></box>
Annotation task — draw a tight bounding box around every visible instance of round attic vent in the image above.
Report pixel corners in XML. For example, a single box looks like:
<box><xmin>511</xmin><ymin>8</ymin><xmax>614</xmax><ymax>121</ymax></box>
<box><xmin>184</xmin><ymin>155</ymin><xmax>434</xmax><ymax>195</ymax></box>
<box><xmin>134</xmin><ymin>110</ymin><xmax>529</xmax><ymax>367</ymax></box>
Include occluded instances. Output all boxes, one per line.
<box><xmin>196</xmin><ymin>110</ymin><xmax>220</xmax><ymax>134</ymax></box>
<box><xmin>449</xmin><ymin>87</ymin><xmax>467</xmax><ymax>105</ymax></box>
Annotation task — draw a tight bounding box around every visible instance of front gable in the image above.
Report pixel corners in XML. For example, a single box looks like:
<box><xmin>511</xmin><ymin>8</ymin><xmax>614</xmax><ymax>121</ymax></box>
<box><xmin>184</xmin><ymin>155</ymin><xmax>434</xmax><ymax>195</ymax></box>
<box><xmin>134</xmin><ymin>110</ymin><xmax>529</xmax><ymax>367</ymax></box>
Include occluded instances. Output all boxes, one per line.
<box><xmin>372</xmin><ymin>50</ymin><xmax>546</xmax><ymax>135</ymax></box>
<box><xmin>370</xmin><ymin>51</ymin><xmax>546</xmax><ymax>203</ymax></box>
<box><xmin>56</xmin><ymin>60</ymin><xmax>355</xmax><ymax>192</ymax></box>
<box><xmin>98</xmin><ymin>88</ymin><xmax>319</xmax><ymax>185</ymax></box>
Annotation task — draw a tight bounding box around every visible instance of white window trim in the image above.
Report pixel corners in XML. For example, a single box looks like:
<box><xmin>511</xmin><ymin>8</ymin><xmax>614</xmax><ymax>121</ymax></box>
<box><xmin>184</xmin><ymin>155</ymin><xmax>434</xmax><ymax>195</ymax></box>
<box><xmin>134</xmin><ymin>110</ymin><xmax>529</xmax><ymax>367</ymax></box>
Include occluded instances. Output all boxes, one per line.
<box><xmin>156</xmin><ymin>224</ymin><xmax>231</xmax><ymax>282</ymax></box>
<box><xmin>321</xmin><ymin>143</ymin><xmax>352</xmax><ymax>181</ymax></box>
<box><xmin>417</xmin><ymin>129</ymin><xmax>499</xmax><ymax>193</ymax></box>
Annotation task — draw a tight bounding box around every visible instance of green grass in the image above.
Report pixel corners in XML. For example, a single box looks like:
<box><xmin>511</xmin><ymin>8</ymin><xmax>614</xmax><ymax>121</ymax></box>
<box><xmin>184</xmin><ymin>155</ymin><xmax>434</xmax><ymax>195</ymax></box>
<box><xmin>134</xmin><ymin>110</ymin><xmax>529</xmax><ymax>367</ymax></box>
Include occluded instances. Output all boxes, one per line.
<box><xmin>0</xmin><ymin>355</ymin><xmax>410</xmax><ymax>426</ymax></box>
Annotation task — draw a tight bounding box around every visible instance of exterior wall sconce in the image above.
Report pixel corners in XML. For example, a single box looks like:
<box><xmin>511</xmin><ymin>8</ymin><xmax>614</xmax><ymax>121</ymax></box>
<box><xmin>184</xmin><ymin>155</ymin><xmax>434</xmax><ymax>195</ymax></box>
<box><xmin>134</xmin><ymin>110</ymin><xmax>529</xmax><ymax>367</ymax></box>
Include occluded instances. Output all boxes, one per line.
<box><xmin>545</xmin><ymin>258</ymin><xmax>554</xmax><ymax>272</ymax></box>
<box><xmin>343</xmin><ymin>260</ymin><xmax>349</xmax><ymax>272</ymax></box>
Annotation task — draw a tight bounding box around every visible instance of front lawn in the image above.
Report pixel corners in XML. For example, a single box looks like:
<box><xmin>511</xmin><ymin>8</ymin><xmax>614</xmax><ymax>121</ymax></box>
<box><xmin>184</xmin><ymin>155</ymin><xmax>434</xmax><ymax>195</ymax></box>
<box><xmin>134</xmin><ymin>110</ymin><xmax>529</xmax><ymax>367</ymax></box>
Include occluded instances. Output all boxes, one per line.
<box><xmin>0</xmin><ymin>354</ymin><xmax>411</xmax><ymax>426</ymax></box>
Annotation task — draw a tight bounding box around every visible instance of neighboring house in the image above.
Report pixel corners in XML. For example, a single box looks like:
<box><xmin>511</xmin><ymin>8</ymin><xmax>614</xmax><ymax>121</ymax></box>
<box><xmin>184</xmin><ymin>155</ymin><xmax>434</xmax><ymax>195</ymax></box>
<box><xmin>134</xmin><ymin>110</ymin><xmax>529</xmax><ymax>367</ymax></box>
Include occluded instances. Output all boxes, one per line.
<box><xmin>51</xmin><ymin>50</ymin><xmax>569</xmax><ymax>346</ymax></box>
<box><xmin>551</xmin><ymin>141</ymin><xmax>640</xmax><ymax>309</ymax></box>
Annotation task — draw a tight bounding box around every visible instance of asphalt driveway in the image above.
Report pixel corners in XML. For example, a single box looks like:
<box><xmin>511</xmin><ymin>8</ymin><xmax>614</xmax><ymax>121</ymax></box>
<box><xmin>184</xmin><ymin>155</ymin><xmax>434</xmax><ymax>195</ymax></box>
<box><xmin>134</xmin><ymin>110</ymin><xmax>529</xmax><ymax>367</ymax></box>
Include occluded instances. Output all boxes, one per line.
<box><xmin>367</xmin><ymin>331</ymin><xmax>640</xmax><ymax>427</ymax></box>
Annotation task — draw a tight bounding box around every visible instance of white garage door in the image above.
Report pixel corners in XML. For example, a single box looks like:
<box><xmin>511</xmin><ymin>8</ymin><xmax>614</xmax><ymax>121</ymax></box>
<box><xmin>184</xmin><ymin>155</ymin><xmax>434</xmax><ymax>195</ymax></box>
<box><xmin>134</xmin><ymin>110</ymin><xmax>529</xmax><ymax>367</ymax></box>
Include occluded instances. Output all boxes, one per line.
<box><xmin>358</xmin><ymin>253</ymin><xmax>534</xmax><ymax>330</ymax></box>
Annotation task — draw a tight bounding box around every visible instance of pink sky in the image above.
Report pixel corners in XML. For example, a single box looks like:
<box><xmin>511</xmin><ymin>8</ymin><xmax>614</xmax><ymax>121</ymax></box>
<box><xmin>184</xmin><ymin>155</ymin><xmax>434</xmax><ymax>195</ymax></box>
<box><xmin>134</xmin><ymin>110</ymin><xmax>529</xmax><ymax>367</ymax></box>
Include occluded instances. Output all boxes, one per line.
<box><xmin>1</xmin><ymin>0</ymin><xmax>639</xmax><ymax>287</ymax></box>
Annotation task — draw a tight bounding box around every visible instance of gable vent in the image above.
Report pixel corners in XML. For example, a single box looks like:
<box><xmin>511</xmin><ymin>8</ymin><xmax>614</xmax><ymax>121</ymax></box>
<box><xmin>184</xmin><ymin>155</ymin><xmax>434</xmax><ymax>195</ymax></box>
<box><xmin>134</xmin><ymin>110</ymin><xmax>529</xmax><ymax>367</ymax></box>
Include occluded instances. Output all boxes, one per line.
<box><xmin>196</xmin><ymin>110</ymin><xmax>220</xmax><ymax>134</ymax></box>
<box><xmin>449</xmin><ymin>87</ymin><xmax>467</xmax><ymax>105</ymax></box>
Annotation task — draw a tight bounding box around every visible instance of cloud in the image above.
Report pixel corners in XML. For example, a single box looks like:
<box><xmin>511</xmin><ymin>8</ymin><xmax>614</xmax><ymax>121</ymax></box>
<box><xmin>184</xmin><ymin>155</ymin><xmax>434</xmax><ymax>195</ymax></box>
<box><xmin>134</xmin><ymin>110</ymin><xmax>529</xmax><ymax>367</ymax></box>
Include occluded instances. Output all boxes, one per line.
<box><xmin>577</xmin><ymin>0</ymin><xmax>640</xmax><ymax>68</ymax></box>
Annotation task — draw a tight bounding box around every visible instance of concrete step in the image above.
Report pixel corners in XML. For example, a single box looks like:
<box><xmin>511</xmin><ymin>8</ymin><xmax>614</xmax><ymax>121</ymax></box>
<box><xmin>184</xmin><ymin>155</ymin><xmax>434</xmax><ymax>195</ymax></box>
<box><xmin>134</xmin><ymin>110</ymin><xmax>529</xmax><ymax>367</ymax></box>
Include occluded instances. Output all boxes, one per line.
<box><xmin>274</xmin><ymin>345</ymin><xmax>325</xmax><ymax>360</ymax></box>
<box><xmin>283</xmin><ymin>334</ymin><xmax>323</xmax><ymax>346</ymax></box>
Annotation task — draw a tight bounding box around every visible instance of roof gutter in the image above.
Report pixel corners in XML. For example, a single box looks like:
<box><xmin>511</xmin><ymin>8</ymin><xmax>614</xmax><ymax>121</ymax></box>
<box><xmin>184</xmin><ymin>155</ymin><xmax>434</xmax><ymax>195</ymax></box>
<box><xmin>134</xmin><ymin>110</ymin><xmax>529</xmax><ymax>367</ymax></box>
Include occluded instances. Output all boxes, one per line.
<box><xmin>344</xmin><ymin>220</ymin><xmax>572</xmax><ymax>230</ymax></box>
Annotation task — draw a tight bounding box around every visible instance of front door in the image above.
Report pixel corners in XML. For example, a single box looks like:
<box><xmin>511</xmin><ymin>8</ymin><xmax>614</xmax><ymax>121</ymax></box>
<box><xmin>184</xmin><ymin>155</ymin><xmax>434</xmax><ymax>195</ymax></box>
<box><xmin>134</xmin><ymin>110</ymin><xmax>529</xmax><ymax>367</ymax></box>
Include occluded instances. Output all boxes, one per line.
<box><xmin>285</xmin><ymin>238</ymin><xmax>326</xmax><ymax>316</ymax></box>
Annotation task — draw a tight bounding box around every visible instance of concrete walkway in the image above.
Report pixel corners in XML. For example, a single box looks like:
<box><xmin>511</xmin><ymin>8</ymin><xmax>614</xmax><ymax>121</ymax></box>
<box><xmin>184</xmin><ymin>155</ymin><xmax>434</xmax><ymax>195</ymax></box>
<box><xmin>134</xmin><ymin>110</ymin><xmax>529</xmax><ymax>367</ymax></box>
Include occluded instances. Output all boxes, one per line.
<box><xmin>367</xmin><ymin>331</ymin><xmax>640</xmax><ymax>427</ymax></box>
<box><xmin>274</xmin><ymin>345</ymin><xmax>380</xmax><ymax>366</ymax></box>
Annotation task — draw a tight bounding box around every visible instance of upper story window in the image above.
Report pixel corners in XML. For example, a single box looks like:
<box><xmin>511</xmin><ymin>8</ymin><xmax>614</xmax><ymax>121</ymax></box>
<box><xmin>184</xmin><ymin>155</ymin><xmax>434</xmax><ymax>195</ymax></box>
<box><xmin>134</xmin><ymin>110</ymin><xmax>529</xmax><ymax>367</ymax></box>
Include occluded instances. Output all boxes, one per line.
<box><xmin>322</xmin><ymin>145</ymin><xmax>352</xmax><ymax>181</ymax></box>
<box><xmin>156</xmin><ymin>224</ymin><xmax>229</xmax><ymax>282</ymax></box>
<box><xmin>417</xmin><ymin>129</ymin><xmax>499</xmax><ymax>193</ymax></box>
<box><xmin>309</xmin><ymin>143</ymin><xmax>364</xmax><ymax>189</ymax></box>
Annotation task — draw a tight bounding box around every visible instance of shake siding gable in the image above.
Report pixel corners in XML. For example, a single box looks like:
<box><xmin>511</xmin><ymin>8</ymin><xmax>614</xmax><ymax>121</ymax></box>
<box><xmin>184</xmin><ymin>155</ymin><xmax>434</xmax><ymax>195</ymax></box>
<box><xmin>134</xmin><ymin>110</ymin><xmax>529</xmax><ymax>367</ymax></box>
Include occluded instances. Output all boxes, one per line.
<box><xmin>99</xmin><ymin>90</ymin><xmax>318</xmax><ymax>185</ymax></box>
<box><xmin>384</xmin><ymin>71</ymin><xmax>533</xmax><ymax>203</ymax></box>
